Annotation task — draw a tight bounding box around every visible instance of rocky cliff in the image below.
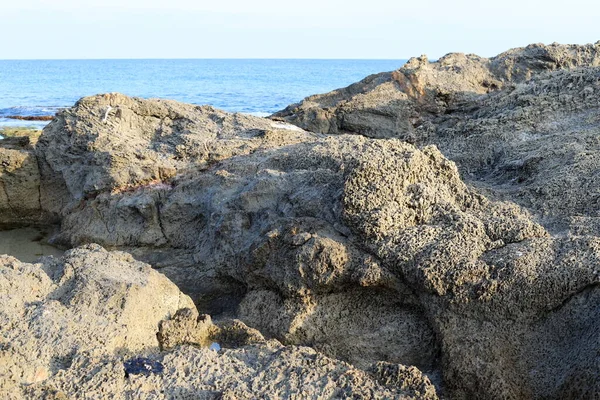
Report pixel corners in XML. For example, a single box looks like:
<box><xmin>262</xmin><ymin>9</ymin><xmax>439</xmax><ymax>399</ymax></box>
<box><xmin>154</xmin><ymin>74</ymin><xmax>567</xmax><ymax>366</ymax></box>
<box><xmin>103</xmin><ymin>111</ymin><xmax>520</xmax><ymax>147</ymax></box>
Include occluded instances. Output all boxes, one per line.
<box><xmin>0</xmin><ymin>42</ymin><xmax>599</xmax><ymax>399</ymax></box>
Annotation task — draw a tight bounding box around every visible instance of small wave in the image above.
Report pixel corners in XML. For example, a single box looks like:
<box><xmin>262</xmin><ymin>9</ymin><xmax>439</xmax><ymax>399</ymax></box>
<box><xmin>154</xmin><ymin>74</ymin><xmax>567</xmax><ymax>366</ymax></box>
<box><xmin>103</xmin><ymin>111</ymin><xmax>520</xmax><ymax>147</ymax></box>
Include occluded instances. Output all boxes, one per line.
<box><xmin>0</xmin><ymin>106</ymin><xmax>63</xmax><ymax>118</ymax></box>
<box><xmin>0</xmin><ymin>118</ymin><xmax>50</xmax><ymax>129</ymax></box>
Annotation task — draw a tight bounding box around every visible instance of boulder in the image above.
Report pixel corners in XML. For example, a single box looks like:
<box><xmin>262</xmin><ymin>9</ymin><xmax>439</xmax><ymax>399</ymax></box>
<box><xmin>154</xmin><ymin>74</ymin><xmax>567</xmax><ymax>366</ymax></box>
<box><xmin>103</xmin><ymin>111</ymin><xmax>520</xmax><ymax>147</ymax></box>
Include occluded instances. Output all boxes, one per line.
<box><xmin>0</xmin><ymin>246</ymin><xmax>431</xmax><ymax>399</ymax></box>
<box><xmin>0</xmin><ymin>244</ymin><xmax>194</xmax><ymax>398</ymax></box>
<box><xmin>35</xmin><ymin>93</ymin><xmax>317</xmax><ymax>217</ymax></box>
<box><xmin>36</xmin><ymin>110</ymin><xmax>600</xmax><ymax>397</ymax></box>
<box><xmin>2</xmin><ymin>42</ymin><xmax>599</xmax><ymax>398</ymax></box>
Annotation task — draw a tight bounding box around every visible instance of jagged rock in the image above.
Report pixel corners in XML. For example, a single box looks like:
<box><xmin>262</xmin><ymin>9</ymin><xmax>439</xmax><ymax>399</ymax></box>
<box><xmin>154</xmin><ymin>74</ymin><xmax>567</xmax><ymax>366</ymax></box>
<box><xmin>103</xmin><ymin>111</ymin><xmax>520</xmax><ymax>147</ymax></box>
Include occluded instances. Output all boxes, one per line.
<box><xmin>370</xmin><ymin>362</ymin><xmax>438</xmax><ymax>400</ymax></box>
<box><xmin>157</xmin><ymin>308</ymin><xmax>217</xmax><ymax>351</ymax></box>
<box><xmin>0</xmin><ymin>244</ymin><xmax>195</xmax><ymax>398</ymax></box>
<box><xmin>0</xmin><ymin>248</ymin><xmax>430</xmax><ymax>399</ymax></box>
<box><xmin>272</xmin><ymin>41</ymin><xmax>600</xmax><ymax>234</ymax></box>
<box><xmin>10</xmin><ymin>90</ymin><xmax>596</xmax><ymax>398</ymax></box>
<box><xmin>214</xmin><ymin>319</ymin><xmax>266</xmax><ymax>348</ymax></box>
<box><xmin>2</xmin><ymin>42</ymin><xmax>600</xmax><ymax>399</ymax></box>
<box><xmin>35</xmin><ymin>93</ymin><xmax>317</xmax><ymax>217</ymax></box>
<box><xmin>157</xmin><ymin>308</ymin><xmax>266</xmax><ymax>351</ymax></box>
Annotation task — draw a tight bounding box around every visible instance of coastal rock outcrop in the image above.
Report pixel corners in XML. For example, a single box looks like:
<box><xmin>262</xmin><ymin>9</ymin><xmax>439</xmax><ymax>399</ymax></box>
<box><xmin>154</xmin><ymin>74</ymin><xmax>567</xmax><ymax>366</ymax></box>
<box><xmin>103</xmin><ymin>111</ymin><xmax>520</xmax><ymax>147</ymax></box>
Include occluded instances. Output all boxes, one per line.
<box><xmin>1</xmin><ymin>41</ymin><xmax>600</xmax><ymax>399</ymax></box>
<box><xmin>24</xmin><ymin>93</ymin><xmax>599</xmax><ymax>398</ymax></box>
<box><xmin>273</xmin><ymin>42</ymin><xmax>600</xmax><ymax>233</ymax></box>
<box><xmin>35</xmin><ymin>93</ymin><xmax>316</xmax><ymax>217</ymax></box>
<box><xmin>0</xmin><ymin>246</ymin><xmax>432</xmax><ymax>399</ymax></box>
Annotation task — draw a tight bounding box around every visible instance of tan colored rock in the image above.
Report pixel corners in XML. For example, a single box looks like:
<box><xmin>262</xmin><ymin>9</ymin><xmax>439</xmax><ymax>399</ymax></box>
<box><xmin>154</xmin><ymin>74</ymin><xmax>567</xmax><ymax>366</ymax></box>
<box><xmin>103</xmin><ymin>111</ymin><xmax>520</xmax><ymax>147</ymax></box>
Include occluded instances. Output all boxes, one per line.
<box><xmin>0</xmin><ymin>244</ymin><xmax>194</xmax><ymax>398</ymax></box>
<box><xmin>0</xmin><ymin>247</ymin><xmax>431</xmax><ymax>399</ymax></box>
<box><xmin>214</xmin><ymin>319</ymin><xmax>266</xmax><ymax>348</ymax></box>
<box><xmin>157</xmin><ymin>308</ymin><xmax>217</xmax><ymax>350</ymax></box>
<box><xmin>0</xmin><ymin>140</ymin><xmax>47</xmax><ymax>227</ymax></box>
<box><xmin>273</xmin><ymin>42</ymin><xmax>600</xmax><ymax>235</ymax></box>
<box><xmin>2</xmin><ymin>45</ymin><xmax>598</xmax><ymax>399</ymax></box>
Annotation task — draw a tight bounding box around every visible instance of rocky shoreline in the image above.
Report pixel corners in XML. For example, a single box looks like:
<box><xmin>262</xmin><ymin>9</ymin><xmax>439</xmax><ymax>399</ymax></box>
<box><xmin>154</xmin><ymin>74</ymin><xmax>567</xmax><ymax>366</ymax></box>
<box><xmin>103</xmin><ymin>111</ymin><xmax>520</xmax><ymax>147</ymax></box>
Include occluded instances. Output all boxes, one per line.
<box><xmin>2</xmin><ymin>115</ymin><xmax>54</xmax><ymax>121</ymax></box>
<box><xmin>1</xmin><ymin>42</ymin><xmax>599</xmax><ymax>399</ymax></box>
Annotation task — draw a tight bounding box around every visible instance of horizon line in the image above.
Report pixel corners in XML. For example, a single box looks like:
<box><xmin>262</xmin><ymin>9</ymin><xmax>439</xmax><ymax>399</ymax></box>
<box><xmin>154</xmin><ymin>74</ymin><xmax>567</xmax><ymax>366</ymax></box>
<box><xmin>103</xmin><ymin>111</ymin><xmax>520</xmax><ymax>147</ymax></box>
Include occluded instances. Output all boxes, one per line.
<box><xmin>0</xmin><ymin>57</ymin><xmax>410</xmax><ymax>62</ymax></box>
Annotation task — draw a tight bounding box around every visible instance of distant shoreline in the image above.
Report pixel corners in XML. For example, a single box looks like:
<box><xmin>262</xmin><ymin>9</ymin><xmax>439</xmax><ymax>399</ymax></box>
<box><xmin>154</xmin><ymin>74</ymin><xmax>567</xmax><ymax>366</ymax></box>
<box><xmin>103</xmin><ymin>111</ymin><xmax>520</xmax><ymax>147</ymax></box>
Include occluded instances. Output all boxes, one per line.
<box><xmin>4</xmin><ymin>115</ymin><xmax>53</xmax><ymax>121</ymax></box>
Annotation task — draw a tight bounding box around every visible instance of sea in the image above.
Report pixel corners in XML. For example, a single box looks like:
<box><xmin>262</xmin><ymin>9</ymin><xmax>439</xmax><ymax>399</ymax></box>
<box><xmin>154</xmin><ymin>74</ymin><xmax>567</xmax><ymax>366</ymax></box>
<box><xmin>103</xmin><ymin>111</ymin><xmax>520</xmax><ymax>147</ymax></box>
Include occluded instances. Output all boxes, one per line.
<box><xmin>0</xmin><ymin>59</ymin><xmax>406</xmax><ymax>132</ymax></box>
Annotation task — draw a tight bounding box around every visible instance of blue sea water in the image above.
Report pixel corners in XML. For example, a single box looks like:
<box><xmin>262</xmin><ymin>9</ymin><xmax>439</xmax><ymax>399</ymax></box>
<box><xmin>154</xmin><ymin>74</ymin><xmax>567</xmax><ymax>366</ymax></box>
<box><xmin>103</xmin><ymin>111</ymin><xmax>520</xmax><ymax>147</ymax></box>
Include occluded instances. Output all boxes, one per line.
<box><xmin>0</xmin><ymin>59</ymin><xmax>406</xmax><ymax>130</ymax></box>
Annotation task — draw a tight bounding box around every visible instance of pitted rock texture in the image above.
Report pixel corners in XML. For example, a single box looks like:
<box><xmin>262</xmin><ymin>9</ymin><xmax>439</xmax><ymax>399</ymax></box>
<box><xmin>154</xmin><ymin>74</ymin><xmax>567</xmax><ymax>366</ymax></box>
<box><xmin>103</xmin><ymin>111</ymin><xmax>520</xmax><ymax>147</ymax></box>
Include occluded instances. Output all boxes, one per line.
<box><xmin>273</xmin><ymin>42</ymin><xmax>600</xmax><ymax>234</ymax></box>
<box><xmin>35</xmin><ymin>93</ymin><xmax>317</xmax><ymax>216</ymax></box>
<box><xmin>35</xmin><ymin>114</ymin><xmax>600</xmax><ymax>398</ymax></box>
<box><xmin>0</xmin><ymin>244</ymin><xmax>194</xmax><ymax>398</ymax></box>
<box><xmin>0</xmin><ymin>248</ymin><xmax>431</xmax><ymax>400</ymax></box>
<box><xmin>0</xmin><ymin>137</ymin><xmax>51</xmax><ymax>227</ymax></box>
<box><xmin>1</xmin><ymin>41</ymin><xmax>599</xmax><ymax>398</ymax></box>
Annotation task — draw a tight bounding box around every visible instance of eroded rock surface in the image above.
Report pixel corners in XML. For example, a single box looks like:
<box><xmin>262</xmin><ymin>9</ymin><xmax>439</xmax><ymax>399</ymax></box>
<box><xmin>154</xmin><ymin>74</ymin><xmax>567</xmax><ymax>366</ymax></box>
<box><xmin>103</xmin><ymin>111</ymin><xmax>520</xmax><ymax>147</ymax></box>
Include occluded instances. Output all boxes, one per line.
<box><xmin>273</xmin><ymin>42</ymin><xmax>600</xmax><ymax>233</ymax></box>
<box><xmin>0</xmin><ymin>247</ymin><xmax>431</xmax><ymax>399</ymax></box>
<box><xmin>34</xmin><ymin>104</ymin><xmax>600</xmax><ymax>397</ymax></box>
<box><xmin>1</xmin><ymin>42</ymin><xmax>599</xmax><ymax>399</ymax></box>
<box><xmin>0</xmin><ymin>137</ymin><xmax>50</xmax><ymax>228</ymax></box>
<box><xmin>35</xmin><ymin>93</ymin><xmax>316</xmax><ymax>217</ymax></box>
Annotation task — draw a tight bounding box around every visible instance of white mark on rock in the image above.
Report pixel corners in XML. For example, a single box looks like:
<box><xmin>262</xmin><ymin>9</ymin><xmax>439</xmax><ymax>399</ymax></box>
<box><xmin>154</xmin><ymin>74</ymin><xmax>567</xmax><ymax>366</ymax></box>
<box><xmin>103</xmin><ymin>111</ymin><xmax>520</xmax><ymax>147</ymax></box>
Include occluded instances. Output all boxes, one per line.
<box><xmin>102</xmin><ymin>106</ymin><xmax>113</xmax><ymax>123</ymax></box>
<box><xmin>270</xmin><ymin>122</ymin><xmax>304</xmax><ymax>132</ymax></box>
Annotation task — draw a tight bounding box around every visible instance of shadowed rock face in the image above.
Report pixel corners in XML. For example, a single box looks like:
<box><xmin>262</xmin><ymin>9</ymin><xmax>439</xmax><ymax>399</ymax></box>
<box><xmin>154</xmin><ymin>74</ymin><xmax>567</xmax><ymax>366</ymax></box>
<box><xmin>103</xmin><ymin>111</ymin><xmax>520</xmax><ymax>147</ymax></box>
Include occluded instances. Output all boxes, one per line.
<box><xmin>0</xmin><ymin>42</ymin><xmax>599</xmax><ymax>399</ymax></box>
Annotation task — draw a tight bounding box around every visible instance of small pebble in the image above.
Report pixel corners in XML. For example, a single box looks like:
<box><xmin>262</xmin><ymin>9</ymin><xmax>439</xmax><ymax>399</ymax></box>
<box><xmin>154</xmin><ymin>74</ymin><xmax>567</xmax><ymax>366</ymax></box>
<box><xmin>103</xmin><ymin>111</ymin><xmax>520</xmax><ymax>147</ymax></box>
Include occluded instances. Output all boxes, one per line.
<box><xmin>209</xmin><ymin>342</ymin><xmax>221</xmax><ymax>352</ymax></box>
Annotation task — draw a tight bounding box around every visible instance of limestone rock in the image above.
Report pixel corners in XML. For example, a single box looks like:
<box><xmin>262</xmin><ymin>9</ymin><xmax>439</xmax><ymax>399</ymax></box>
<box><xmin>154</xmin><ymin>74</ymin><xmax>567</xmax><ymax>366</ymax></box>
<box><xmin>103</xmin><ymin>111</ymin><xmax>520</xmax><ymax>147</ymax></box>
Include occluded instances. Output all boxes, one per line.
<box><xmin>21</xmin><ymin>93</ymin><xmax>599</xmax><ymax>397</ymax></box>
<box><xmin>22</xmin><ymin>343</ymin><xmax>430</xmax><ymax>399</ymax></box>
<box><xmin>157</xmin><ymin>308</ymin><xmax>217</xmax><ymax>351</ymax></box>
<box><xmin>0</xmin><ymin>139</ymin><xmax>49</xmax><ymax>227</ymax></box>
<box><xmin>0</xmin><ymin>248</ymin><xmax>430</xmax><ymax>399</ymax></box>
<box><xmin>272</xmin><ymin>42</ymin><xmax>600</xmax><ymax>234</ymax></box>
<box><xmin>35</xmin><ymin>93</ymin><xmax>317</xmax><ymax>217</ymax></box>
<box><xmin>370</xmin><ymin>362</ymin><xmax>438</xmax><ymax>400</ymax></box>
<box><xmin>0</xmin><ymin>244</ymin><xmax>194</xmax><ymax>398</ymax></box>
<box><xmin>2</xmin><ymin>40</ymin><xmax>600</xmax><ymax>398</ymax></box>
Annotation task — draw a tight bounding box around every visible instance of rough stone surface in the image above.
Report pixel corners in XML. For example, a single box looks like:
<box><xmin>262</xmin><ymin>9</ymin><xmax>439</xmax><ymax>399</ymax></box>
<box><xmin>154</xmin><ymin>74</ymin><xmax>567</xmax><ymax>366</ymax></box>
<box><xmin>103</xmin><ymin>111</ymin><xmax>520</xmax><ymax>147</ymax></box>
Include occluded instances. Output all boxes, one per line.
<box><xmin>35</xmin><ymin>93</ymin><xmax>317</xmax><ymax>217</ymax></box>
<box><xmin>370</xmin><ymin>362</ymin><xmax>439</xmax><ymax>400</ymax></box>
<box><xmin>0</xmin><ymin>244</ymin><xmax>195</xmax><ymax>398</ymax></box>
<box><xmin>0</xmin><ymin>249</ymin><xmax>430</xmax><ymax>400</ymax></box>
<box><xmin>36</xmin><ymin>114</ymin><xmax>599</xmax><ymax>397</ymax></box>
<box><xmin>1</xmin><ymin>42</ymin><xmax>600</xmax><ymax>399</ymax></box>
<box><xmin>0</xmin><ymin>138</ymin><xmax>49</xmax><ymax>227</ymax></box>
<box><xmin>273</xmin><ymin>42</ymin><xmax>600</xmax><ymax>234</ymax></box>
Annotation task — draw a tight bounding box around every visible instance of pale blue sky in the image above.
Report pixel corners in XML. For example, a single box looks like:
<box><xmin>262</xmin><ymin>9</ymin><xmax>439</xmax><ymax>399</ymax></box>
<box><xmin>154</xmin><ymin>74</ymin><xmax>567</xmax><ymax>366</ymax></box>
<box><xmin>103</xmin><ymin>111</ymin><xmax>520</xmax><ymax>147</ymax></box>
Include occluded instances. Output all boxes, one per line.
<box><xmin>3</xmin><ymin>0</ymin><xmax>599</xmax><ymax>59</ymax></box>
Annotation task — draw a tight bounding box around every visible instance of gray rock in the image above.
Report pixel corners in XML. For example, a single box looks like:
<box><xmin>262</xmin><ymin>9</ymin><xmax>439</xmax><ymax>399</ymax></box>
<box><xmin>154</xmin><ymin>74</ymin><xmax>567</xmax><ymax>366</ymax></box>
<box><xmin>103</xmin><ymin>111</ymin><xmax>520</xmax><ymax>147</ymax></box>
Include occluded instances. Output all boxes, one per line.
<box><xmin>35</xmin><ymin>93</ymin><xmax>317</xmax><ymax>217</ymax></box>
<box><xmin>272</xmin><ymin>41</ymin><xmax>600</xmax><ymax>234</ymax></box>
<box><xmin>1</xmin><ymin>41</ymin><xmax>600</xmax><ymax>398</ymax></box>
<box><xmin>36</xmin><ymin>104</ymin><xmax>600</xmax><ymax>397</ymax></box>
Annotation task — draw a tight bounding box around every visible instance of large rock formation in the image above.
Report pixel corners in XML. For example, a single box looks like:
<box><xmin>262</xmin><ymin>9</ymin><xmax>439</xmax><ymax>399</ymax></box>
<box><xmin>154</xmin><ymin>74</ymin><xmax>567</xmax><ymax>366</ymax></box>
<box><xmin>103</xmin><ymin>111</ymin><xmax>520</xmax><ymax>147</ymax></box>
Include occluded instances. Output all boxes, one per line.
<box><xmin>273</xmin><ymin>42</ymin><xmax>600</xmax><ymax>234</ymax></box>
<box><xmin>0</xmin><ymin>246</ymin><xmax>433</xmax><ymax>399</ymax></box>
<box><xmin>0</xmin><ymin>42</ymin><xmax>599</xmax><ymax>399</ymax></box>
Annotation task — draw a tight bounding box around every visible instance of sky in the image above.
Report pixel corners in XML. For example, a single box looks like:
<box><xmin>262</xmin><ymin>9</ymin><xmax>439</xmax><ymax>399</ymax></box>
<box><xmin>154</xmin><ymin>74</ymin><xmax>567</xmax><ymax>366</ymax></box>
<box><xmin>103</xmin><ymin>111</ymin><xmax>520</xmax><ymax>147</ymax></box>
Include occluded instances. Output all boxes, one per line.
<box><xmin>3</xmin><ymin>0</ymin><xmax>599</xmax><ymax>59</ymax></box>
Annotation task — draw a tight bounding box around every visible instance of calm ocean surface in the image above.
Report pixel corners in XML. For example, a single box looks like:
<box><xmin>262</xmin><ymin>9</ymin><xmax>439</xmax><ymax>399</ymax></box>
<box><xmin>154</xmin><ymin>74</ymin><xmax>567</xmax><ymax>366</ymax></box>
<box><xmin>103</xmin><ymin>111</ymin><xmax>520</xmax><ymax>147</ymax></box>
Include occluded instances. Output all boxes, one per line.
<box><xmin>0</xmin><ymin>59</ymin><xmax>406</xmax><ymax>129</ymax></box>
